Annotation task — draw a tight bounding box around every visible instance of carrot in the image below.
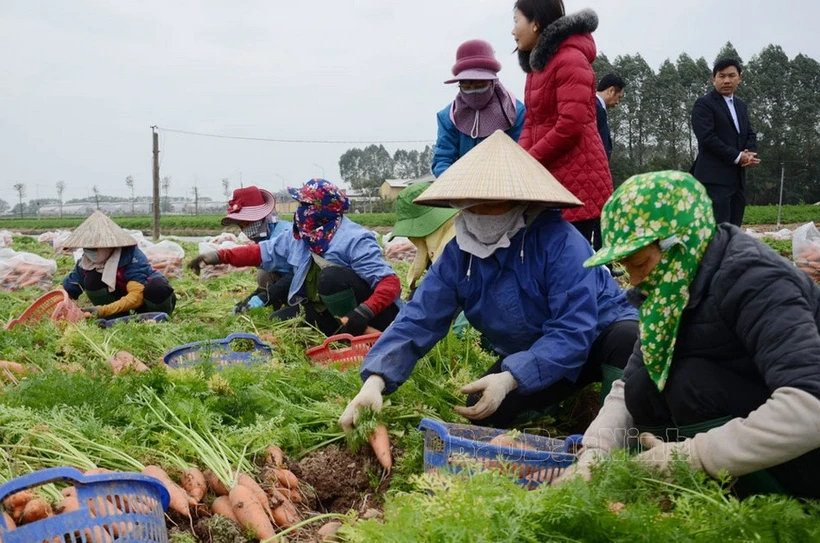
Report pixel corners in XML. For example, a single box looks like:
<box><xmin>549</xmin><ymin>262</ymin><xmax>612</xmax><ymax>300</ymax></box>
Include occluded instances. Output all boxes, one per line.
<box><xmin>107</xmin><ymin>351</ymin><xmax>149</xmax><ymax>374</ymax></box>
<box><xmin>211</xmin><ymin>495</ymin><xmax>238</xmax><ymax>523</ymax></box>
<box><xmin>276</xmin><ymin>487</ymin><xmax>302</xmax><ymax>504</ymax></box>
<box><xmin>203</xmin><ymin>469</ymin><xmax>229</xmax><ymax>496</ymax></box>
<box><xmin>141</xmin><ymin>465</ymin><xmax>190</xmax><ymax>517</ymax></box>
<box><xmin>368</xmin><ymin>424</ymin><xmax>393</xmax><ymax>471</ymax></box>
<box><xmin>56</xmin><ymin>487</ymin><xmax>80</xmax><ymax>514</ymax></box>
<box><xmin>181</xmin><ymin>467</ymin><xmax>207</xmax><ymax>503</ymax></box>
<box><xmin>236</xmin><ymin>472</ymin><xmax>273</xmax><ymax>521</ymax></box>
<box><xmin>4</xmin><ymin>490</ymin><xmax>33</xmax><ymax>522</ymax></box>
<box><xmin>2</xmin><ymin>510</ymin><xmax>16</xmax><ymax>530</ymax></box>
<box><xmin>0</xmin><ymin>361</ymin><xmax>26</xmax><ymax>375</ymax></box>
<box><xmin>265</xmin><ymin>445</ymin><xmax>285</xmax><ymax>467</ymax></box>
<box><xmin>229</xmin><ymin>484</ymin><xmax>275</xmax><ymax>541</ymax></box>
<box><xmin>272</xmin><ymin>468</ymin><xmax>299</xmax><ymax>490</ymax></box>
<box><xmin>317</xmin><ymin>520</ymin><xmax>343</xmax><ymax>540</ymax></box>
<box><xmin>488</xmin><ymin>434</ymin><xmax>535</xmax><ymax>450</ymax></box>
<box><xmin>19</xmin><ymin>498</ymin><xmax>53</xmax><ymax>524</ymax></box>
<box><xmin>271</xmin><ymin>499</ymin><xmax>299</xmax><ymax>529</ymax></box>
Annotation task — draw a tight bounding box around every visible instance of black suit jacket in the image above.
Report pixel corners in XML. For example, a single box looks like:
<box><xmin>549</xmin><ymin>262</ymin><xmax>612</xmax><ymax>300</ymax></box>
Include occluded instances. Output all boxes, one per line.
<box><xmin>595</xmin><ymin>97</ymin><xmax>612</xmax><ymax>161</ymax></box>
<box><xmin>691</xmin><ymin>89</ymin><xmax>757</xmax><ymax>192</ymax></box>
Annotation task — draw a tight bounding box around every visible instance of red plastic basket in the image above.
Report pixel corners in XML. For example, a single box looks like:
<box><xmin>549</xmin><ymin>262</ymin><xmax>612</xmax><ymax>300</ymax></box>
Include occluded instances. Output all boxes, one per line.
<box><xmin>5</xmin><ymin>289</ymin><xmax>85</xmax><ymax>330</ymax></box>
<box><xmin>305</xmin><ymin>332</ymin><xmax>382</xmax><ymax>371</ymax></box>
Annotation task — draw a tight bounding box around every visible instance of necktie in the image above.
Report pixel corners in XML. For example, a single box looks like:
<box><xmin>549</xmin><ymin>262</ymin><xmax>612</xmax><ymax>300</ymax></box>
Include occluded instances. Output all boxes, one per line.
<box><xmin>728</xmin><ymin>98</ymin><xmax>740</xmax><ymax>132</ymax></box>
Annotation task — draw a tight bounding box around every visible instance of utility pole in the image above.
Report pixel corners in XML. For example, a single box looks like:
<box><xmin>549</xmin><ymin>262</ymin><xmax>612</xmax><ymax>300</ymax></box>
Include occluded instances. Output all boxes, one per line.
<box><xmin>193</xmin><ymin>185</ymin><xmax>199</xmax><ymax>215</ymax></box>
<box><xmin>152</xmin><ymin>126</ymin><xmax>160</xmax><ymax>240</ymax></box>
<box><xmin>776</xmin><ymin>163</ymin><xmax>785</xmax><ymax>228</ymax></box>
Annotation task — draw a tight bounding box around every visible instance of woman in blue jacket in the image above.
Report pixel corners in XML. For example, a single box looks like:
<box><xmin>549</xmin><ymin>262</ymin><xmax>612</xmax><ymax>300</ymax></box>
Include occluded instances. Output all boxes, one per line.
<box><xmin>189</xmin><ymin>179</ymin><xmax>402</xmax><ymax>337</ymax></box>
<box><xmin>340</xmin><ymin>132</ymin><xmax>638</xmax><ymax>430</ymax></box>
<box><xmin>432</xmin><ymin>39</ymin><xmax>526</xmax><ymax>178</ymax></box>
<box><xmin>61</xmin><ymin>211</ymin><xmax>176</xmax><ymax>319</ymax></box>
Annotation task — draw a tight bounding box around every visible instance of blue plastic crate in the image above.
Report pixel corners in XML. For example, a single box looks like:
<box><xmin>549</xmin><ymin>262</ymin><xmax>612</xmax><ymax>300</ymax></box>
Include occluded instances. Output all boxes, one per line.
<box><xmin>163</xmin><ymin>332</ymin><xmax>273</xmax><ymax>369</ymax></box>
<box><xmin>0</xmin><ymin>466</ymin><xmax>170</xmax><ymax>542</ymax></box>
<box><xmin>418</xmin><ymin>418</ymin><xmax>582</xmax><ymax>488</ymax></box>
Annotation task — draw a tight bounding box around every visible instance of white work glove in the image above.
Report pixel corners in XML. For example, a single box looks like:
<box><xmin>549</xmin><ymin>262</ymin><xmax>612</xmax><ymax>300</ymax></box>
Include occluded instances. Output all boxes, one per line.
<box><xmin>553</xmin><ymin>379</ymin><xmax>635</xmax><ymax>487</ymax></box>
<box><xmin>339</xmin><ymin>375</ymin><xmax>386</xmax><ymax>432</ymax></box>
<box><xmin>634</xmin><ymin>432</ymin><xmax>703</xmax><ymax>473</ymax></box>
<box><xmin>453</xmin><ymin>371</ymin><xmax>518</xmax><ymax>421</ymax></box>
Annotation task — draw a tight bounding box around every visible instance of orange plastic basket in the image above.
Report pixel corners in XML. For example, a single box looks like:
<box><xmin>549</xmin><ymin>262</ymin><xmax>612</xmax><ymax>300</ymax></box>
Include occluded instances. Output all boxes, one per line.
<box><xmin>305</xmin><ymin>332</ymin><xmax>382</xmax><ymax>371</ymax></box>
<box><xmin>5</xmin><ymin>289</ymin><xmax>85</xmax><ymax>330</ymax></box>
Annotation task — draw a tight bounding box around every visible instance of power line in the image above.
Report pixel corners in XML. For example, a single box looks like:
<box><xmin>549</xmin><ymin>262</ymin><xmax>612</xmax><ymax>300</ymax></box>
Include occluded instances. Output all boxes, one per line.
<box><xmin>154</xmin><ymin>126</ymin><xmax>433</xmax><ymax>145</ymax></box>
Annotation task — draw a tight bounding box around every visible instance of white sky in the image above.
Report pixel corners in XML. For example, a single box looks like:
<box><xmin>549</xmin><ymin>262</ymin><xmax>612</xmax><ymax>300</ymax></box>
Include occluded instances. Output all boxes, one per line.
<box><xmin>1</xmin><ymin>0</ymin><xmax>816</xmax><ymax>204</ymax></box>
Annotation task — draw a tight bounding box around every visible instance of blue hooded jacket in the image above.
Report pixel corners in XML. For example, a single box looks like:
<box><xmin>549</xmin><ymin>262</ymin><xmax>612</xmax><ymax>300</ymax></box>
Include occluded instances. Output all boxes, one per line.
<box><xmin>62</xmin><ymin>246</ymin><xmax>162</xmax><ymax>299</ymax></box>
<box><xmin>360</xmin><ymin>210</ymin><xmax>638</xmax><ymax>395</ymax></box>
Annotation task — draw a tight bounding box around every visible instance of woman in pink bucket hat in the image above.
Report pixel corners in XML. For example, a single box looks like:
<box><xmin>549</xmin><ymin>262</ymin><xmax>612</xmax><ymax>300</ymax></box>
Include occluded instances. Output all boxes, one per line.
<box><xmin>220</xmin><ymin>186</ymin><xmax>294</xmax><ymax>314</ymax></box>
<box><xmin>431</xmin><ymin>39</ymin><xmax>526</xmax><ymax>178</ymax></box>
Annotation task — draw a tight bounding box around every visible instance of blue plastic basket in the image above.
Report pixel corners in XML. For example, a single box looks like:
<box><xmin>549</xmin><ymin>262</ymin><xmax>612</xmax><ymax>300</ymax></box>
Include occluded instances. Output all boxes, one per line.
<box><xmin>418</xmin><ymin>418</ymin><xmax>582</xmax><ymax>488</ymax></box>
<box><xmin>0</xmin><ymin>466</ymin><xmax>170</xmax><ymax>542</ymax></box>
<box><xmin>162</xmin><ymin>332</ymin><xmax>273</xmax><ymax>369</ymax></box>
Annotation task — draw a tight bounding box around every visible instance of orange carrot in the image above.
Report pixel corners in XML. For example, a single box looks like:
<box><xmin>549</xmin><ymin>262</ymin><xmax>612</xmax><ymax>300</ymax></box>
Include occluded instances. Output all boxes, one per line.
<box><xmin>211</xmin><ymin>495</ymin><xmax>238</xmax><ymax>523</ymax></box>
<box><xmin>141</xmin><ymin>465</ymin><xmax>190</xmax><ymax>517</ymax></box>
<box><xmin>19</xmin><ymin>498</ymin><xmax>53</xmax><ymax>524</ymax></box>
<box><xmin>203</xmin><ymin>469</ymin><xmax>229</xmax><ymax>496</ymax></box>
<box><xmin>56</xmin><ymin>487</ymin><xmax>80</xmax><ymax>514</ymax></box>
<box><xmin>267</xmin><ymin>487</ymin><xmax>286</xmax><ymax>507</ymax></box>
<box><xmin>181</xmin><ymin>467</ymin><xmax>207</xmax><ymax>503</ymax></box>
<box><xmin>4</xmin><ymin>490</ymin><xmax>33</xmax><ymax>522</ymax></box>
<box><xmin>317</xmin><ymin>520</ymin><xmax>343</xmax><ymax>540</ymax></box>
<box><xmin>236</xmin><ymin>472</ymin><xmax>273</xmax><ymax>521</ymax></box>
<box><xmin>272</xmin><ymin>468</ymin><xmax>299</xmax><ymax>490</ymax></box>
<box><xmin>0</xmin><ymin>361</ymin><xmax>26</xmax><ymax>375</ymax></box>
<box><xmin>271</xmin><ymin>499</ymin><xmax>299</xmax><ymax>529</ymax></box>
<box><xmin>368</xmin><ymin>424</ymin><xmax>393</xmax><ymax>471</ymax></box>
<box><xmin>265</xmin><ymin>445</ymin><xmax>285</xmax><ymax>467</ymax></box>
<box><xmin>276</xmin><ymin>487</ymin><xmax>302</xmax><ymax>504</ymax></box>
<box><xmin>229</xmin><ymin>484</ymin><xmax>275</xmax><ymax>541</ymax></box>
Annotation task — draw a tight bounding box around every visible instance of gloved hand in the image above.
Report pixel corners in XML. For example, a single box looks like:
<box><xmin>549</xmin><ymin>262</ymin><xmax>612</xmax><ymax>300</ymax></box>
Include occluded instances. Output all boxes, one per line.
<box><xmin>552</xmin><ymin>447</ymin><xmax>608</xmax><ymax>487</ymax></box>
<box><xmin>187</xmin><ymin>251</ymin><xmax>220</xmax><ymax>276</ymax></box>
<box><xmin>453</xmin><ymin>371</ymin><xmax>517</xmax><ymax>421</ymax></box>
<box><xmin>339</xmin><ymin>303</ymin><xmax>375</xmax><ymax>336</ymax></box>
<box><xmin>634</xmin><ymin>432</ymin><xmax>702</xmax><ymax>474</ymax></box>
<box><xmin>81</xmin><ymin>306</ymin><xmax>99</xmax><ymax>318</ymax></box>
<box><xmin>247</xmin><ymin>295</ymin><xmax>265</xmax><ymax>309</ymax></box>
<box><xmin>339</xmin><ymin>375</ymin><xmax>386</xmax><ymax>432</ymax></box>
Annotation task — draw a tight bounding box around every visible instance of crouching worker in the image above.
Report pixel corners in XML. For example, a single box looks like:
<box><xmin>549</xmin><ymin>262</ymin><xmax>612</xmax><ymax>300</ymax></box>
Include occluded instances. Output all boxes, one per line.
<box><xmin>220</xmin><ymin>186</ymin><xmax>294</xmax><ymax>313</ymax></box>
<box><xmin>60</xmin><ymin>211</ymin><xmax>176</xmax><ymax>319</ymax></box>
<box><xmin>188</xmin><ymin>179</ymin><xmax>401</xmax><ymax>337</ymax></box>
<box><xmin>554</xmin><ymin>171</ymin><xmax>820</xmax><ymax>499</ymax></box>
<box><xmin>339</xmin><ymin>131</ymin><xmax>638</xmax><ymax>431</ymax></box>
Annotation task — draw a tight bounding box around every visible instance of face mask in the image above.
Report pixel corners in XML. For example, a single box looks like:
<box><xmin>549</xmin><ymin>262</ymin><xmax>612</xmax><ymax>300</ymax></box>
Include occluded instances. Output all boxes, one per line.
<box><xmin>241</xmin><ymin>219</ymin><xmax>270</xmax><ymax>242</ymax></box>
<box><xmin>460</xmin><ymin>84</ymin><xmax>495</xmax><ymax>110</ymax></box>
<box><xmin>460</xmin><ymin>86</ymin><xmax>491</xmax><ymax>95</ymax></box>
<box><xmin>83</xmin><ymin>249</ymin><xmax>99</xmax><ymax>262</ymax></box>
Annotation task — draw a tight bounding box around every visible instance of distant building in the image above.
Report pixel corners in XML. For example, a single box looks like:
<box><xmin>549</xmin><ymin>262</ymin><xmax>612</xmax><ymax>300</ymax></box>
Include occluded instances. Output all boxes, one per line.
<box><xmin>378</xmin><ymin>173</ymin><xmax>435</xmax><ymax>201</ymax></box>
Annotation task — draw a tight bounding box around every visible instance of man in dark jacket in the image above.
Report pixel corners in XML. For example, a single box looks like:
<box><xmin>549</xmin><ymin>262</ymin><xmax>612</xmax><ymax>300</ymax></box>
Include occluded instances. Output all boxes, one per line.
<box><xmin>691</xmin><ymin>58</ymin><xmax>760</xmax><ymax>226</ymax></box>
<box><xmin>595</xmin><ymin>73</ymin><xmax>625</xmax><ymax>161</ymax></box>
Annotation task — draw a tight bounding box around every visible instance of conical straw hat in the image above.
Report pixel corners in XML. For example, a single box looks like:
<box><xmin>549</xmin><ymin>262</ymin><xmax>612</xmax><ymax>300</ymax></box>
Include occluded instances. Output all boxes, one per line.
<box><xmin>414</xmin><ymin>130</ymin><xmax>583</xmax><ymax>209</ymax></box>
<box><xmin>62</xmin><ymin>210</ymin><xmax>138</xmax><ymax>249</ymax></box>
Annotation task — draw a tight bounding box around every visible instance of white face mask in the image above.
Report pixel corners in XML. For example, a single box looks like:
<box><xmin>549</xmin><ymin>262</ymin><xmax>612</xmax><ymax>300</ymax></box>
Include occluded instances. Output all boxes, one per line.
<box><xmin>83</xmin><ymin>248</ymin><xmax>112</xmax><ymax>264</ymax></box>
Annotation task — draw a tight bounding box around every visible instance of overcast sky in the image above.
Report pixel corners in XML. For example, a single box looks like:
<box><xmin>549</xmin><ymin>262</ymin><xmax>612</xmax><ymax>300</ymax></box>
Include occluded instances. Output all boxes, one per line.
<box><xmin>1</xmin><ymin>0</ymin><xmax>816</xmax><ymax>205</ymax></box>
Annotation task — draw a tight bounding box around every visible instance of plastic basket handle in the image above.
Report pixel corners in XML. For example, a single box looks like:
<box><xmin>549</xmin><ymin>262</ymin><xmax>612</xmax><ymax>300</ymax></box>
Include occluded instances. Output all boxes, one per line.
<box><xmin>0</xmin><ymin>467</ymin><xmax>86</xmax><ymax>504</ymax></box>
<box><xmin>317</xmin><ymin>333</ymin><xmax>357</xmax><ymax>350</ymax></box>
<box><xmin>224</xmin><ymin>332</ymin><xmax>270</xmax><ymax>351</ymax></box>
<box><xmin>418</xmin><ymin>417</ymin><xmax>449</xmax><ymax>438</ymax></box>
<box><xmin>562</xmin><ymin>434</ymin><xmax>583</xmax><ymax>452</ymax></box>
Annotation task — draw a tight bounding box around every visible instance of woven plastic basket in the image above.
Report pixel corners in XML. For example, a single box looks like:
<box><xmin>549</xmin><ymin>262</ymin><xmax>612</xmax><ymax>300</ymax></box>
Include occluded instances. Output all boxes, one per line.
<box><xmin>163</xmin><ymin>333</ymin><xmax>273</xmax><ymax>369</ymax></box>
<box><xmin>304</xmin><ymin>332</ymin><xmax>382</xmax><ymax>371</ymax></box>
<box><xmin>418</xmin><ymin>418</ymin><xmax>582</xmax><ymax>488</ymax></box>
<box><xmin>5</xmin><ymin>289</ymin><xmax>85</xmax><ymax>330</ymax></box>
<box><xmin>0</xmin><ymin>466</ymin><xmax>170</xmax><ymax>543</ymax></box>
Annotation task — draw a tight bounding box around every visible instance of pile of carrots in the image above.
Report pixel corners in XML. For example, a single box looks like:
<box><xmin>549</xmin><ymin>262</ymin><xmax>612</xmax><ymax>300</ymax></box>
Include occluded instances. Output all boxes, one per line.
<box><xmin>0</xmin><ymin>446</ymin><xmax>305</xmax><ymax>542</ymax></box>
<box><xmin>146</xmin><ymin>251</ymin><xmax>184</xmax><ymax>279</ymax></box>
<box><xmin>795</xmin><ymin>245</ymin><xmax>820</xmax><ymax>282</ymax></box>
<box><xmin>0</xmin><ymin>257</ymin><xmax>56</xmax><ymax>291</ymax></box>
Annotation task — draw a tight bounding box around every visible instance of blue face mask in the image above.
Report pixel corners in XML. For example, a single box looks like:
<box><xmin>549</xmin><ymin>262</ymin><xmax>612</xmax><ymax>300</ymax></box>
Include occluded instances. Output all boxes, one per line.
<box><xmin>83</xmin><ymin>249</ymin><xmax>99</xmax><ymax>262</ymax></box>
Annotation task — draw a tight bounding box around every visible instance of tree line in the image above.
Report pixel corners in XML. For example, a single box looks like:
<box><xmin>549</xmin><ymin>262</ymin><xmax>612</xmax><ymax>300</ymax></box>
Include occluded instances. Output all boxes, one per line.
<box><xmin>595</xmin><ymin>41</ymin><xmax>820</xmax><ymax>205</ymax></box>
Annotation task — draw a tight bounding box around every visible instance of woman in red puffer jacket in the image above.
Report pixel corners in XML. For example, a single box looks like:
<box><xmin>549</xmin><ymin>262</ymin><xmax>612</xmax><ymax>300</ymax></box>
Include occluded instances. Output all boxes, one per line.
<box><xmin>512</xmin><ymin>0</ymin><xmax>612</xmax><ymax>249</ymax></box>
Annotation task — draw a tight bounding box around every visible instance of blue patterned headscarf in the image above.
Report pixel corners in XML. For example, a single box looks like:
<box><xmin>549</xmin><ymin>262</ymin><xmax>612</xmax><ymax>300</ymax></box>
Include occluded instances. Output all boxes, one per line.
<box><xmin>288</xmin><ymin>179</ymin><xmax>350</xmax><ymax>255</ymax></box>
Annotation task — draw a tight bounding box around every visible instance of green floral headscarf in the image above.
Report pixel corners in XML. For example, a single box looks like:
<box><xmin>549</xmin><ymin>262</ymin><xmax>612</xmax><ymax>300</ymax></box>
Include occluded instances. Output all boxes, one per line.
<box><xmin>585</xmin><ymin>171</ymin><xmax>716</xmax><ymax>390</ymax></box>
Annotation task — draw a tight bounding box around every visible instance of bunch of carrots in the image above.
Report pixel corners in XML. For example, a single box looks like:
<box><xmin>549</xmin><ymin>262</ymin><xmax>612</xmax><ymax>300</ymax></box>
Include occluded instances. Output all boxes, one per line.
<box><xmin>796</xmin><ymin>245</ymin><xmax>820</xmax><ymax>282</ymax></box>
<box><xmin>0</xmin><ymin>260</ymin><xmax>55</xmax><ymax>291</ymax></box>
<box><xmin>146</xmin><ymin>252</ymin><xmax>184</xmax><ymax>279</ymax></box>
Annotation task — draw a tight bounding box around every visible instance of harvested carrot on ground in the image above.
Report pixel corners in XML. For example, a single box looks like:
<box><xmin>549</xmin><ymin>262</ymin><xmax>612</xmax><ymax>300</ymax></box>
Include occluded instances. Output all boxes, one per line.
<box><xmin>211</xmin><ymin>495</ymin><xmax>238</xmax><ymax>523</ymax></box>
<box><xmin>228</xmin><ymin>484</ymin><xmax>275</xmax><ymax>541</ymax></box>
<box><xmin>369</xmin><ymin>424</ymin><xmax>393</xmax><ymax>471</ymax></box>
<box><xmin>271</xmin><ymin>468</ymin><xmax>299</xmax><ymax>490</ymax></box>
<box><xmin>237</xmin><ymin>472</ymin><xmax>273</xmax><ymax>521</ymax></box>
<box><xmin>271</xmin><ymin>499</ymin><xmax>299</xmax><ymax>529</ymax></box>
<box><xmin>141</xmin><ymin>465</ymin><xmax>190</xmax><ymax>517</ymax></box>
<box><xmin>204</xmin><ymin>469</ymin><xmax>229</xmax><ymax>496</ymax></box>
<box><xmin>265</xmin><ymin>445</ymin><xmax>285</xmax><ymax>467</ymax></box>
<box><xmin>181</xmin><ymin>467</ymin><xmax>207</xmax><ymax>503</ymax></box>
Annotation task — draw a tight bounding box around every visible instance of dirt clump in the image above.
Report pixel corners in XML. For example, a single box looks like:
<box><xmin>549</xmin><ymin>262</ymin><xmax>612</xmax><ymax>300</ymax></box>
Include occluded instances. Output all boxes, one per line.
<box><xmin>297</xmin><ymin>445</ymin><xmax>374</xmax><ymax>513</ymax></box>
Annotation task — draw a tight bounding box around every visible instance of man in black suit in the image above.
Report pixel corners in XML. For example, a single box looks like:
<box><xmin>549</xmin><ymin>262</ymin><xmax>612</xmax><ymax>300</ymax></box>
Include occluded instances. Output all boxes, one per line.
<box><xmin>596</xmin><ymin>74</ymin><xmax>625</xmax><ymax>161</ymax></box>
<box><xmin>692</xmin><ymin>58</ymin><xmax>760</xmax><ymax>226</ymax></box>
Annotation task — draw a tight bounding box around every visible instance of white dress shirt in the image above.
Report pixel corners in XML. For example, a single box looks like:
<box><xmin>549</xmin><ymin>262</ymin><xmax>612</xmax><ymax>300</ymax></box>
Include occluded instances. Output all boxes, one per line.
<box><xmin>723</xmin><ymin>94</ymin><xmax>743</xmax><ymax>164</ymax></box>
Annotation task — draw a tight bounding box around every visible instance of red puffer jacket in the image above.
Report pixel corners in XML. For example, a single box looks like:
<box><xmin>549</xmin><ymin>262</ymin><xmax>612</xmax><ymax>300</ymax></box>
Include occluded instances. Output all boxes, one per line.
<box><xmin>518</xmin><ymin>10</ymin><xmax>612</xmax><ymax>223</ymax></box>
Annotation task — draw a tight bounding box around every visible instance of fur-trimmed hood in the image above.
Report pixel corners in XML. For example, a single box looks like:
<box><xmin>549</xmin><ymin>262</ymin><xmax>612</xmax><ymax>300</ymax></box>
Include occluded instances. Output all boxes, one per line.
<box><xmin>518</xmin><ymin>9</ymin><xmax>598</xmax><ymax>73</ymax></box>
